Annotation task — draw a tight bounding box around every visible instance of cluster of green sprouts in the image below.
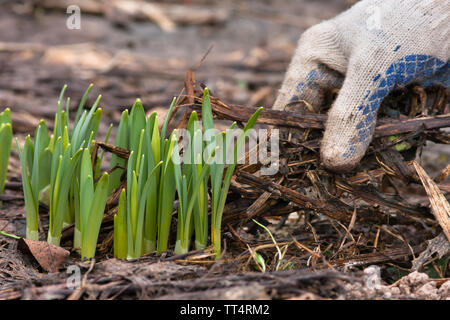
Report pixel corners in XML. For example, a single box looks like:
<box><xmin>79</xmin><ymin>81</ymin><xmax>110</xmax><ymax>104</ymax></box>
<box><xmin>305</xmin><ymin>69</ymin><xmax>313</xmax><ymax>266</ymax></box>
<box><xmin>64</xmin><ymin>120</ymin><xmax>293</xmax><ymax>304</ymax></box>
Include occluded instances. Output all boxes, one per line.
<box><xmin>174</xmin><ymin>90</ymin><xmax>262</xmax><ymax>257</ymax></box>
<box><xmin>17</xmin><ymin>85</ymin><xmax>111</xmax><ymax>259</ymax></box>
<box><xmin>13</xmin><ymin>85</ymin><xmax>261</xmax><ymax>260</ymax></box>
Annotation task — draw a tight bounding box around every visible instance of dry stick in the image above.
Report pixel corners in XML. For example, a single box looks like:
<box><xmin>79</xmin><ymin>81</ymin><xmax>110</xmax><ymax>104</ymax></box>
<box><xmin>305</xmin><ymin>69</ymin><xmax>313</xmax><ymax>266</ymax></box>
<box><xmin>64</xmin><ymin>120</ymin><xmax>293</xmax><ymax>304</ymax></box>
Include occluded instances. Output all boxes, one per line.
<box><xmin>162</xmin><ymin>249</ymin><xmax>206</xmax><ymax>262</ymax></box>
<box><xmin>333</xmin><ymin>245</ymin><xmax>426</xmax><ymax>268</ymax></box>
<box><xmin>95</xmin><ymin>142</ymin><xmax>130</xmax><ymax>159</ymax></box>
<box><xmin>431</xmin><ymin>86</ymin><xmax>448</xmax><ymax>114</ymax></box>
<box><xmin>335</xmin><ymin>179</ymin><xmax>428</xmax><ymax>218</ymax></box>
<box><xmin>236</xmin><ymin>171</ymin><xmax>352</xmax><ymax>222</ymax></box>
<box><xmin>67</xmin><ymin>259</ymin><xmax>96</xmax><ymax>300</ymax></box>
<box><xmin>244</xmin><ymin>192</ymin><xmax>272</xmax><ymax>222</ymax></box>
<box><xmin>374</xmin><ymin>114</ymin><xmax>450</xmax><ymax>137</ymax></box>
<box><xmin>409</xmin><ymin>86</ymin><xmax>427</xmax><ymax>117</ymax></box>
<box><xmin>243</xmin><ymin>176</ymin><xmax>284</xmax><ymax>225</ymax></box>
<box><xmin>210</xmin><ymin>104</ymin><xmax>326</xmax><ymax>129</ymax></box>
<box><xmin>374</xmin><ymin>138</ymin><xmax>416</xmax><ymax>181</ymax></box>
<box><xmin>373</xmin><ymin>227</ymin><xmax>381</xmax><ymax>251</ymax></box>
<box><xmin>377</xmin><ymin>225</ymin><xmax>416</xmax><ymax>259</ymax></box>
<box><xmin>172</xmin><ymin>44</ymin><xmax>214</xmax><ymax>129</ymax></box>
<box><xmin>197</xmin><ymin>101</ymin><xmax>450</xmax><ymax>137</ymax></box>
<box><xmin>226</xmin><ymin>223</ymin><xmax>249</xmax><ymax>249</ymax></box>
<box><xmin>347</xmin><ymin>168</ymin><xmax>386</xmax><ymax>185</ymax></box>
<box><xmin>435</xmin><ymin>164</ymin><xmax>450</xmax><ymax>184</ymax></box>
<box><xmin>338</xmin><ymin>206</ymin><xmax>357</xmax><ymax>250</ymax></box>
<box><xmin>299</xmin><ymin>240</ymin><xmax>334</xmax><ymax>270</ymax></box>
<box><xmin>413</xmin><ymin>161</ymin><xmax>450</xmax><ymax>242</ymax></box>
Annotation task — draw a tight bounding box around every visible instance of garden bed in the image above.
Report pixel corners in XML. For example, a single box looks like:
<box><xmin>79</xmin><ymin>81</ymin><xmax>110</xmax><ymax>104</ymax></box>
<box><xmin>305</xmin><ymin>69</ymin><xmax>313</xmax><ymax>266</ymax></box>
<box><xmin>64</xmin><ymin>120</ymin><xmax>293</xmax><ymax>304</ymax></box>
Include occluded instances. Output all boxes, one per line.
<box><xmin>0</xmin><ymin>0</ymin><xmax>449</xmax><ymax>300</ymax></box>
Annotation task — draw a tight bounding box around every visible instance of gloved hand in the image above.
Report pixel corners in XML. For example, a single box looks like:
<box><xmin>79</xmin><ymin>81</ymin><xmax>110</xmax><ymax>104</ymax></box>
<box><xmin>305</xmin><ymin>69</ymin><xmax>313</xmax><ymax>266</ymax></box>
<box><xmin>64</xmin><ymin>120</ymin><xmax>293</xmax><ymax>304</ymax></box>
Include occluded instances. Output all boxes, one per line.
<box><xmin>273</xmin><ymin>0</ymin><xmax>449</xmax><ymax>172</ymax></box>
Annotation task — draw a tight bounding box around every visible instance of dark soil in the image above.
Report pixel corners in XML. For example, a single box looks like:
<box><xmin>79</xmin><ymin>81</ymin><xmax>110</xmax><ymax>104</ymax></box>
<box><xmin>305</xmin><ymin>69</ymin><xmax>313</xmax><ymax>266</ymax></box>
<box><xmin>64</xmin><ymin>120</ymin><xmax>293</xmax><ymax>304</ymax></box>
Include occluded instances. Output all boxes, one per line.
<box><xmin>0</xmin><ymin>0</ymin><xmax>449</xmax><ymax>300</ymax></box>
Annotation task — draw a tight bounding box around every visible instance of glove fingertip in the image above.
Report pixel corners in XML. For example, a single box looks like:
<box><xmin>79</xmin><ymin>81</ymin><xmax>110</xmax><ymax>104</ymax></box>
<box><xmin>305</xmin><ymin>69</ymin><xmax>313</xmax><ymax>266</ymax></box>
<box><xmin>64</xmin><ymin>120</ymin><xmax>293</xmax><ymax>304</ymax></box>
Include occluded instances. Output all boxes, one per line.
<box><xmin>320</xmin><ymin>139</ymin><xmax>362</xmax><ymax>172</ymax></box>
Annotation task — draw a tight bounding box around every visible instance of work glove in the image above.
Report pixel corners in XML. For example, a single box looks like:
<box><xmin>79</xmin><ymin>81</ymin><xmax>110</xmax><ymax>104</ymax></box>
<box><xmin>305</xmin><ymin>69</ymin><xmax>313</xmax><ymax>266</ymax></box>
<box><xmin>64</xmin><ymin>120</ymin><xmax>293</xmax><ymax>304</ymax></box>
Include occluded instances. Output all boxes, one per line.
<box><xmin>273</xmin><ymin>0</ymin><xmax>449</xmax><ymax>172</ymax></box>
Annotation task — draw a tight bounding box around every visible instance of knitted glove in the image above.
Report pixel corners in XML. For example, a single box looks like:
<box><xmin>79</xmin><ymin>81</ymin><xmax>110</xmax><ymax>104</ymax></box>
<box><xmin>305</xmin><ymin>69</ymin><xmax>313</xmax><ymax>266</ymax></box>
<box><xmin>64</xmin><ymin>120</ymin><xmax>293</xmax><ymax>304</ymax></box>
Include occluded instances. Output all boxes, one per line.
<box><xmin>273</xmin><ymin>0</ymin><xmax>449</xmax><ymax>172</ymax></box>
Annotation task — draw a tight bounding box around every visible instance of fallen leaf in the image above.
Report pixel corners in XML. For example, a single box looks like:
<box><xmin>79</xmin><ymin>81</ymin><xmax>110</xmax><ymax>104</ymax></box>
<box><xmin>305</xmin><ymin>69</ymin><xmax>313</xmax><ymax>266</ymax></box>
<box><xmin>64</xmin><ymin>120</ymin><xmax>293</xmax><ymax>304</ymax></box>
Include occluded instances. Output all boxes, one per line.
<box><xmin>413</xmin><ymin>161</ymin><xmax>450</xmax><ymax>242</ymax></box>
<box><xmin>18</xmin><ymin>238</ymin><xmax>70</xmax><ymax>273</ymax></box>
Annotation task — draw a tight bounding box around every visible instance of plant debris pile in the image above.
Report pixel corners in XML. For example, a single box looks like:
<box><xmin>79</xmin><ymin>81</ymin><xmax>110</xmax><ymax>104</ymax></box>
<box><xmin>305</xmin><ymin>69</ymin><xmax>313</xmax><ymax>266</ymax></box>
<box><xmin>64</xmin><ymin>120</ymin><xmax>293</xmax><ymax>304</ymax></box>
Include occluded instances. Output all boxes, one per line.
<box><xmin>169</xmin><ymin>78</ymin><xmax>450</xmax><ymax>274</ymax></box>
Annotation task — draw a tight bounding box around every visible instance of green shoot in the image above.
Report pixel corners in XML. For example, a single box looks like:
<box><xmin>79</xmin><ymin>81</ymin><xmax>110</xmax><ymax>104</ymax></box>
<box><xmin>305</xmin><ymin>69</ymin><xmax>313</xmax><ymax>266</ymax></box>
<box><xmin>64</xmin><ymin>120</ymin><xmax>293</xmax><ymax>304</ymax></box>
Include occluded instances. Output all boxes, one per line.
<box><xmin>174</xmin><ymin>89</ymin><xmax>262</xmax><ymax>257</ymax></box>
<box><xmin>79</xmin><ymin>148</ymin><xmax>110</xmax><ymax>259</ymax></box>
<box><xmin>113</xmin><ymin>98</ymin><xmax>176</xmax><ymax>258</ymax></box>
<box><xmin>0</xmin><ymin>108</ymin><xmax>12</xmax><ymax>196</ymax></box>
<box><xmin>17</xmin><ymin>85</ymin><xmax>104</xmax><ymax>245</ymax></box>
<box><xmin>16</xmin><ymin>120</ymin><xmax>51</xmax><ymax>240</ymax></box>
<box><xmin>114</xmin><ymin>189</ymin><xmax>128</xmax><ymax>259</ymax></box>
<box><xmin>0</xmin><ymin>230</ymin><xmax>21</xmax><ymax>240</ymax></box>
<box><xmin>47</xmin><ymin>141</ymin><xmax>82</xmax><ymax>245</ymax></box>
<box><xmin>253</xmin><ymin>219</ymin><xmax>288</xmax><ymax>271</ymax></box>
<box><xmin>248</xmin><ymin>245</ymin><xmax>266</xmax><ymax>273</ymax></box>
<box><xmin>202</xmin><ymin>88</ymin><xmax>263</xmax><ymax>258</ymax></box>
<box><xmin>109</xmin><ymin>109</ymin><xmax>129</xmax><ymax>193</ymax></box>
